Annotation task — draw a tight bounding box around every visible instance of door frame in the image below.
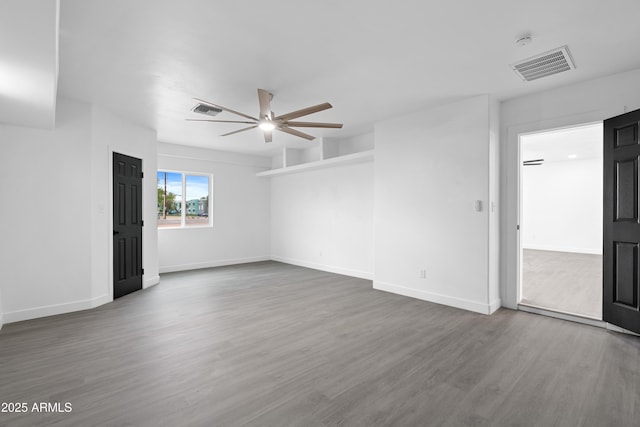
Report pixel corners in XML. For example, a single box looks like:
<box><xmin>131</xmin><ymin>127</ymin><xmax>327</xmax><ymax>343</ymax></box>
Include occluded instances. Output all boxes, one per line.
<box><xmin>503</xmin><ymin>109</ymin><xmax>617</xmax><ymax>310</ymax></box>
<box><xmin>108</xmin><ymin>146</ymin><xmax>146</xmax><ymax>302</ymax></box>
<box><xmin>515</xmin><ymin>120</ymin><xmax>603</xmax><ymax>317</ymax></box>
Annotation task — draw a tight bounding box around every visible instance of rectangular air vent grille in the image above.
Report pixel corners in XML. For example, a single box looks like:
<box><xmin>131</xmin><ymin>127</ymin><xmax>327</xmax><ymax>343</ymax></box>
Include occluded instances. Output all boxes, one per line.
<box><xmin>511</xmin><ymin>45</ymin><xmax>576</xmax><ymax>82</ymax></box>
<box><xmin>193</xmin><ymin>103</ymin><xmax>222</xmax><ymax>116</ymax></box>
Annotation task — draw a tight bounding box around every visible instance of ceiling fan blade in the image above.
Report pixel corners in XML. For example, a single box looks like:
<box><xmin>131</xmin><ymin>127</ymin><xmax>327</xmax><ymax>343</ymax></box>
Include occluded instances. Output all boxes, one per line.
<box><xmin>523</xmin><ymin>158</ymin><xmax>544</xmax><ymax>163</ymax></box>
<box><xmin>220</xmin><ymin>125</ymin><xmax>258</xmax><ymax>137</ymax></box>
<box><xmin>523</xmin><ymin>163</ymin><xmax>543</xmax><ymax>166</ymax></box>
<box><xmin>277</xmin><ymin>126</ymin><xmax>315</xmax><ymax>140</ymax></box>
<box><xmin>258</xmin><ymin>89</ymin><xmax>273</xmax><ymax>120</ymax></box>
<box><xmin>285</xmin><ymin>121</ymin><xmax>343</xmax><ymax>128</ymax></box>
<box><xmin>263</xmin><ymin>130</ymin><xmax>272</xmax><ymax>143</ymax></box>
<box><xmin>186</xmin><ymin>119</ymin><xmax>256</xmax><ymax>124</ymax></box>
<box><xmin>274</xmin><ymin>103</ymin><xmax>333</xmax><ymax>121</ymax></box>
<box><xmin>193</xmin><ymin>98</ymin><xmax>258</xmax><ymax>121</ymax></box>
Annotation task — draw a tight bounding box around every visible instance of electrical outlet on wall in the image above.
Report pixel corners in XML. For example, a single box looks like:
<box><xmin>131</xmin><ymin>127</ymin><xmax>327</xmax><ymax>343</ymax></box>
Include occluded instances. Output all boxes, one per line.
<box><xmin>420</xmin><ymin>269</ymin><xmax>426</xmax><ymax>279</ymax></box>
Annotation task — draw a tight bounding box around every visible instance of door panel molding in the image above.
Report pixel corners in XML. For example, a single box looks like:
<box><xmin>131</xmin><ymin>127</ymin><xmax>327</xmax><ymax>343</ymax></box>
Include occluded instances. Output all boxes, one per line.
<box><xmin>614</xmin><ymin>158</ymin><xmax>638</xmax><ymax>222</ymax></box>
<box><xmin>613</xmin><ymin>241</ymin><xmax>639</xmax><ymax>308</ymax></box>
<box><xmin>614</xmin><ymin>123</ymin><xmax>639</xmax><ymax>148</ymax></box>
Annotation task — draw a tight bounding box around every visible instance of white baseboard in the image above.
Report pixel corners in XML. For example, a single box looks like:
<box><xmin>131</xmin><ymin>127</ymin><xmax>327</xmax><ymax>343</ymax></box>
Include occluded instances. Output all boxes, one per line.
<box><xmin>489</xmin><ymin>298</ymin><xmax>502</xmax><ymax>314</ymax></box>
<box><xmin>374</xmin><ymin>281</ymin><xmax>497</xmax><ymax>315</ymax></box>
<box><xmin>2</xmin><ymin>278</ymin><xmax>162</xmax><ymax>325</ymax></box>
<box><xmin>523</xmin><ymin>245</ymin><xmax>602</xmax><ymax>255</ymax></box>
<box><xmin>91</xmin><ymin>294</ymin><xmax>111</xmax><ymax>309</ymax></box>
<box><xmin>4</xmin><ymin>294</ymin><xmax>111</xmax><ymax>324</ymax></box>
<box><xmin>271</xmin><ymin>255</ymin><xmax>373</xmax><ymax>280</ymax></box>
<box><xmin>159</xmin><ymin>256</ymin><xmax>270</xmax><ymax>274</ymax></box>
<box><xmin>143</xmin><ymin>275</ymin><xmax>160</xmax><ymax>289</ymax></box>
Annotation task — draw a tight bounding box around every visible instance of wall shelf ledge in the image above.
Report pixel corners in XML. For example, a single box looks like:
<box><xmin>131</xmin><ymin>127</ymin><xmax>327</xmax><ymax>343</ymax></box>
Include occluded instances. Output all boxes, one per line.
<box><xmin>256</xmin><ymin>150</ymin><xmax>374</xmax><ymax>177</ymax></box>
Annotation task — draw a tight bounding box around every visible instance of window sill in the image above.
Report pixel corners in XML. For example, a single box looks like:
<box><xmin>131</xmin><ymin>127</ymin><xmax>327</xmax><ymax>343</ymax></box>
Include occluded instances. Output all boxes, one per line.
<box><xmin>157</xmin><ymin>225</ymin><xmax>213</xmax><ymax>230</ymax></box>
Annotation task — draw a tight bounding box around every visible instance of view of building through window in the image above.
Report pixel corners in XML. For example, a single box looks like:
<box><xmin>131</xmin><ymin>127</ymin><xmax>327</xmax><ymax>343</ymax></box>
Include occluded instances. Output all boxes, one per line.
<box><xmin>157</xmin><ymin>171</ymin><xmax>210</xmax><ymax>228</ymax></box>
<box><xmin>185</xmin><ymin>175</ymin><xmax>209</xmax><ymax>226</ymax></box>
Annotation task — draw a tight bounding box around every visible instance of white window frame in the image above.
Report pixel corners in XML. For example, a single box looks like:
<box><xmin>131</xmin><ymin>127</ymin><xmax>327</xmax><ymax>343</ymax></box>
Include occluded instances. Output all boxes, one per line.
<box><xmin>157</xmin><ymin>169</ymin><xmax>213</xmax><ymax>229</ymax></box>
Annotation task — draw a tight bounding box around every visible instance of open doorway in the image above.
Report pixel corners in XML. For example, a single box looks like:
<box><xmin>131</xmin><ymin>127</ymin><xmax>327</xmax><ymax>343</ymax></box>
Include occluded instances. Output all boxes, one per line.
<box><xmin>519</xmin><ymin>122</ymin><xmax>603</xmax><ymax>319</ymax></box>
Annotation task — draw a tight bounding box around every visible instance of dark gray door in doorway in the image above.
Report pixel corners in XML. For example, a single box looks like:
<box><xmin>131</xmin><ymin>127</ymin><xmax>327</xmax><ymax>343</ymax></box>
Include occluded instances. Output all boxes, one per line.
<box><xmin>603</xmin><ymin>109</ymin><xmax>640</xmax><ymax>334</ymax></box>
<box><xmin>113</xmin><ymin>152</ymin><xmax>143</xmax><ymax>299</ymax></box>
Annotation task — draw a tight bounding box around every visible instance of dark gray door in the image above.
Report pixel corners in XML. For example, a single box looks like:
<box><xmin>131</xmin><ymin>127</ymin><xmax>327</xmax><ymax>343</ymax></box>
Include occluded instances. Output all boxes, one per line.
<box><xmin>603</xmin><ymin>109</ymin><xmax>640</xmax><ymax>334</ymax></box>
<box><xmin>113</xmin><ymin>152</ymin><xmax>143</xmax><ymax>299</ymax></box>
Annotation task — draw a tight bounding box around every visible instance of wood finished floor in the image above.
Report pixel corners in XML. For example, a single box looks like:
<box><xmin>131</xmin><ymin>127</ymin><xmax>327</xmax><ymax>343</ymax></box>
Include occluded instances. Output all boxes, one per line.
<box><xmin>1</xmin><ymin>261</ymin><xmax>638</xmax><ymax>426</ymax></box>
<box><xmin>521</xmin><ymin>249</ymin><xmax>602</xmax><ymax>319</ymax></box>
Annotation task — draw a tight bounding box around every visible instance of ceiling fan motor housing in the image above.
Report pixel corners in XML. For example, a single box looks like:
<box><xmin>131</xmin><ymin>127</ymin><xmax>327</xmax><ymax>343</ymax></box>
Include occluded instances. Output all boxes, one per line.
<box><xmin>189</xmin><ymin>89</ymin><xmax>343</xmax><ymax>143</ymax></box>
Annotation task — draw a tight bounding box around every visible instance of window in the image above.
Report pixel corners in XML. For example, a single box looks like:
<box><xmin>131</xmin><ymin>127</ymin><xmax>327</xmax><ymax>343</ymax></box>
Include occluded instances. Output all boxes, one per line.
<box><xmin>157</xmin><ymin>171</ymin><xmax>211</xmax><ymax>228</ymax></box>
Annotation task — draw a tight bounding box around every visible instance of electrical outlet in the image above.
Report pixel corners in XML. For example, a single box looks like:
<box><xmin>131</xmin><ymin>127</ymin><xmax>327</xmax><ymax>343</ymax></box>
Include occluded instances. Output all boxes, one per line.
<box><xmin>420</xmin><ymin>269</ymin><xmax>426</xmax><ymax>279</ymax></box>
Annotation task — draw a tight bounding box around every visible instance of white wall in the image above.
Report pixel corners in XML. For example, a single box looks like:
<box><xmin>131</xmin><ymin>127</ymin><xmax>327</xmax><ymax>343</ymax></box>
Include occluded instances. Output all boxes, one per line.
<box><xmin>522</xmin><ymin>158</ymin><xmax>602</xmax><ymax>254</ymax></box>
<box><xmin>0</xmin><ymin>0</ymin><xmax>59</xmax><ymax>129</ymax></box>
<box><xmin>0</xmin><ymin>97</ymin><xmax>159</xmax><ymax>323</ymax></box>
<box><xmin>501</xmin><ymin>68</ymin><xmax>640</xmax><ymax>309</ymax></box>
<box><xmin>270</xmin><ymin>161</ymin><xmax>374</xmax><ymax>279</ymax></box>
<box><xmin>0</xmin><ymin>98</ymin><xmax>93</xmax><ymax>321</ymax></box>
<box><xmin>157</xmin><ymin>143</ymin><xmax>271</xmax><ymax>272</ymax></box>
<box><xmin>337</xmin><ymin>132</ymin><xmax>374</xmax><ymax>156</ymax></box>
<box><xmin>324</xmin><ymin>132</ymin><xmax>374</xmax><ymax>158</ymax></box>
<box><xmin>374</xmin><ymin>95</ymin><xmax>500</xmax><ymax>314</ymax></box>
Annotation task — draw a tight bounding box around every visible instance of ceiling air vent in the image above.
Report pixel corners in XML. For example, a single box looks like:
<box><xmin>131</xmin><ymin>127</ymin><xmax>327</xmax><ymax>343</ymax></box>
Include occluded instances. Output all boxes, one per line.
<box><xmin>192</xmin><ymin>103</ymin><xmax>222</xmax><ymax>116</ymax></box>
<box><xmin>511</xmin><ymin>45</ymin><xmax>576</xmax><ymax>82</ymax></box>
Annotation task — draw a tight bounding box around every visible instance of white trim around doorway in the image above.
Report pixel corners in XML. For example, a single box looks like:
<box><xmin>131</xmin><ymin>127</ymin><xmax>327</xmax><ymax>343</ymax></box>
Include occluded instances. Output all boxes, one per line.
<box><xmin>503</xmin><ymin>110</ymin><xmax>615</xmax><ymax>310</ymax></box>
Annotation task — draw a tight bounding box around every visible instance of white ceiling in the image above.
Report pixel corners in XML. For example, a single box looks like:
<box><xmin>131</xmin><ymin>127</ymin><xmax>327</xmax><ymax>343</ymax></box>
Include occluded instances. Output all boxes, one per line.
<box><xmin>521</xmin><ymin>122</ymin><xmax>603</xmax><ymax>163</ymax></box>
<box><xmin>4</xmin><ymin>1</ymin><xmax>640</xmax><ymax>156</ymax></box>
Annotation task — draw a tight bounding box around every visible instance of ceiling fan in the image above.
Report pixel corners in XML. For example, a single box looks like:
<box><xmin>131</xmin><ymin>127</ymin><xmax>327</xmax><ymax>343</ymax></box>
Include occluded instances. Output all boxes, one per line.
<box><xmin>187</xmin><ymin>89</ymin><xmax>343</xmax><ymax>143</ymax></box>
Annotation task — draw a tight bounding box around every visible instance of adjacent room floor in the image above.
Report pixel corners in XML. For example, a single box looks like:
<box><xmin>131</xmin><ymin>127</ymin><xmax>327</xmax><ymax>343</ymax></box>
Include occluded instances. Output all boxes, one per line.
<box><xmin>1</xmin><ymin>261</ymin><xmax>637</xmax><ymax>426</ymax></box>
<box><xmin>521</xmin><ymin>249</ymin><xmax>602</xmax><ymax>319</ymax></box>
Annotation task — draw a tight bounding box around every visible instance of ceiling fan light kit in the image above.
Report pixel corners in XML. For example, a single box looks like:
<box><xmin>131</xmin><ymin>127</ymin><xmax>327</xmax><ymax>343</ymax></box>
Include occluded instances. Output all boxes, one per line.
<box><xmin>187</xmin><ymin>89</ymin><xmax>343</xmax><ymax>143</ymax></box>
<box><xmin>259</xmin><ymin>121</ymin><xmax>276</xmax><ymax>131</ymax></box>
